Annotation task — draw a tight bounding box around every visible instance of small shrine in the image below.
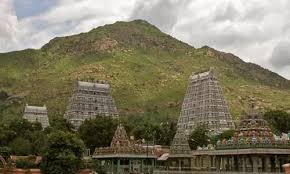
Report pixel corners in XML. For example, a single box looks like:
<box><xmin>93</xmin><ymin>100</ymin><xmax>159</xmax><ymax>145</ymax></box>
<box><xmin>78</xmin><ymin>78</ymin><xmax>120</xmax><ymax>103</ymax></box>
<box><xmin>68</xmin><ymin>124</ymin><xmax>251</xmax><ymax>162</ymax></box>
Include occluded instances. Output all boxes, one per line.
<box><xmin>216</xmin><ymin>109</ymin><xmax>289</xmax><ymax>149</ymax></box>
<box><xmin>93</xmin><ymin>124</ymin><xmax>156</xmax><ymax>174</ymax></box>
<box><xmin>155</xmin><ymin>128</ymin><xmax>192</xmax><ymax>172</ymax></box>
<box><xmin>168</xmin><ymin>128</ymin><xmax>192</xmax><ymax>170</ymax></box>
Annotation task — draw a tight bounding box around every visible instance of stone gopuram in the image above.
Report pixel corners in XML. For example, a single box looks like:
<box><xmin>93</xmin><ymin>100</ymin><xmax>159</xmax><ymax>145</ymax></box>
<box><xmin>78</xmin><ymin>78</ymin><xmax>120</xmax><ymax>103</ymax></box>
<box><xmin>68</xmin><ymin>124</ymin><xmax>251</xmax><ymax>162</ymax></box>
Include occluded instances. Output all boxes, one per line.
<box><xmin>167</xmin><ymin>129</ymin><xmax>192</xmax><ymax>171</ymax></box>
<box><xmin>64</xmin><ymin>81</ymin><xmax>119</xmax><ymax>129</ymax></box>
<box><xmin>23</xmin><ymin>104</ymin><xmax>50</xmax><ymax>129</ymax></box>
<box><xmin>177</xmin><ymin>70</ymin><xmax>234</xmax><ymax>134</ymax></box>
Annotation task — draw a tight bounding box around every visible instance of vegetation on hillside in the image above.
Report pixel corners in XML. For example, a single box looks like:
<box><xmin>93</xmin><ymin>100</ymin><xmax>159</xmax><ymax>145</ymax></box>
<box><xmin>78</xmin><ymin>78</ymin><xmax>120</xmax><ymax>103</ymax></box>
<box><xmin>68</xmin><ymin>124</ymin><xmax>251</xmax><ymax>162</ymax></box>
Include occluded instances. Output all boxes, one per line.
<box><xmin>0</xmin><ymin>20</ymin><xmax>290</xmax><ymax>124</ymax></box>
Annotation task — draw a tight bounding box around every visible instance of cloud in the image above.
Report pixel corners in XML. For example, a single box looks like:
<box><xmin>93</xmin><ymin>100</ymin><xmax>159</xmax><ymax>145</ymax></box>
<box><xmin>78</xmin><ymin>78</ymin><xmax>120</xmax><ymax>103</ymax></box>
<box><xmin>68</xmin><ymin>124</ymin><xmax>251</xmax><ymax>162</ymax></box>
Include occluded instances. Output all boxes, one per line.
<box><xmin>130</xmin><ymin>0</ymin><xmax>190</xmax><ymax>32</ymax></box>
<box><xmin>0</xmin><ymin>0</ymin><xmax>18</xmax><ymax>51</ymax></box>
<box><xmin>270</xmin><ymin>41</ymin><xmax>290</xmax><ymax>68</ymax></box>
<box><xmin>0</xmin><ymin>0</ymin><xmax>136</xmax><ymax>52</ymax></box>
<box><xmin>129</xmin><ymin>0</ymin><xmax>290</xmax><ymax>79</ymax></box>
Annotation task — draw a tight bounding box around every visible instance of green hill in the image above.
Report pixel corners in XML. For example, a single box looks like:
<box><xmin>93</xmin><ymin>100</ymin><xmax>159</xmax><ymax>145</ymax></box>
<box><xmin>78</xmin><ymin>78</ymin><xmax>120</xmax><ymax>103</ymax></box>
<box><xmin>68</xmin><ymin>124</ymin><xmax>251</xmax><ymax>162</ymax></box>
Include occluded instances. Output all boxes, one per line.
<box><xmin>1</xmin><ymin>20</ymin><xmax>290</xmax><ymax>122</ymax></box>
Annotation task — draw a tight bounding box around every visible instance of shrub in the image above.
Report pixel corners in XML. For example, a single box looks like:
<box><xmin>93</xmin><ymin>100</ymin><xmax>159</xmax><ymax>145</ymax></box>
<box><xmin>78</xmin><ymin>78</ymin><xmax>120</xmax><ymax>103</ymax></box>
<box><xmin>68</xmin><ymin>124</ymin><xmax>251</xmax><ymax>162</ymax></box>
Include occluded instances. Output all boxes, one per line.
<box><xmin>15</xmin><ymin>159</ymin><xmax>38</xmax><ymax>169</ymax></box>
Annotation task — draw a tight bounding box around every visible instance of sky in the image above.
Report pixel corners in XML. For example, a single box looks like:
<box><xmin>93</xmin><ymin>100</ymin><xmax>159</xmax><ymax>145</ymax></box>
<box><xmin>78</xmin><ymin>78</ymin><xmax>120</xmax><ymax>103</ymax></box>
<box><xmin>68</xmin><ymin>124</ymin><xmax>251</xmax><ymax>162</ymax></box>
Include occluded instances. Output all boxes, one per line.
<box><xmin>0</xmin><ymin>0</ymin><xmax>290</xmax><ymax>79</ymax></box>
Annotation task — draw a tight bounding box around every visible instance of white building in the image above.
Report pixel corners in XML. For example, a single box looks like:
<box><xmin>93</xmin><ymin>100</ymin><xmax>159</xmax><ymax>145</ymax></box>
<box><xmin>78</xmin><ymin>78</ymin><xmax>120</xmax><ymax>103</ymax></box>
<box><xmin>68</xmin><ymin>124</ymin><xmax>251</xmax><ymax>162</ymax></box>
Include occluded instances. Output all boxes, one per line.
<box><xmin>23</xmin><ymin>104</ymin><xmax>50</xmax><ymax>129</ymax></box>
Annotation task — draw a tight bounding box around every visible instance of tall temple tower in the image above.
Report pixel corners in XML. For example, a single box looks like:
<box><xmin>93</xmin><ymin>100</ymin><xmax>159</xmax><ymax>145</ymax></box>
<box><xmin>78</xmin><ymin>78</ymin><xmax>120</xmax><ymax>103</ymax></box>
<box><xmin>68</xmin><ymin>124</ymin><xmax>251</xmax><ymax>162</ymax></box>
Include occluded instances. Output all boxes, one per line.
<box><xmin>64</xmin><ymin>81</ymin><xmax>119</xmax><ymax>129</ymax></box>
<box><xmin>23</xmin><ymin>104</ymin><xmax>50</xmax><ymax>129</ymax></box>
<box><xmin>177</xmin><ymin>70</ymin><xmax>234</xmax><ymax>134</ymax></box>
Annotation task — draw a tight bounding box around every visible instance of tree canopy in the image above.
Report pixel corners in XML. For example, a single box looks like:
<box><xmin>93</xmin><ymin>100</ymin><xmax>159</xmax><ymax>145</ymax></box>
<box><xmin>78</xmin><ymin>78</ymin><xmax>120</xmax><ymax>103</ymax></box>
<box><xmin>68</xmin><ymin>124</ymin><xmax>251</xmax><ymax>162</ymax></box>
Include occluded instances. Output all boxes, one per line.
<box><xmin>188</xmin><ymin>124</ymin><xmax>210</xmax><ymax>150</ymax></box>
<box><xmin>40</xmin><ymin>130</ymin><xmax>85</xmax><ymax>174</ymax></box>
<box><xmin>0</xmin><ymin>118</ymin><xmax>45</xmax><ymax>155</ymax></box>
<box><xmin>78</xmin><ymin>117</ymin><xmax>118</xmax><ymax>152</ymax></box>
<box><xmin>264</xmin><ymin>110</ymin><xmax>290</xmax><ymax>135</ymax></box>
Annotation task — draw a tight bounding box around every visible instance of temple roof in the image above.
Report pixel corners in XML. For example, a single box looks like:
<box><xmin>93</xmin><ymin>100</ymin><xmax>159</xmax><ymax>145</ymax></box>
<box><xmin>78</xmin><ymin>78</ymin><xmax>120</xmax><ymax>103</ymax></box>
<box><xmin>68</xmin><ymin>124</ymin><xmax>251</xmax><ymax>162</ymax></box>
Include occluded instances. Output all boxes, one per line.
<box><xmin>234</xmin><ymin>110</ymin><xmax>274</xmax><ymax>141</ymax></box>
<box><xmin>24</xmin><ymin>104</ymin><xmax>47</xmax><ymax>113</ymax></box>
<box><xmin>170</xmin><ymin>129</ymin><xmax>191</xmax><ymax>155</ymax></box>
<box><xmin>93</xmin><ymin>124</ymin><xmax>155</xmax><ymax>158</ymax></box>
<box><xmin>77</xmin><ymin>81</ymin><xmax>110</xmax><ymax>89</ymax></box>
<box><xmin>216</xmin><ymin>109</ymin><xmax>287</xmax><ymax>148</ymax></box>
<box><xmin>190</xmin><ymin>69</ymin><xmax>214</xmax><ymax>80</ymax></box>
<box><xmin>110</xmin><ymin>124</ymin><xmax>131</xmax><ymax>148</ymax></box>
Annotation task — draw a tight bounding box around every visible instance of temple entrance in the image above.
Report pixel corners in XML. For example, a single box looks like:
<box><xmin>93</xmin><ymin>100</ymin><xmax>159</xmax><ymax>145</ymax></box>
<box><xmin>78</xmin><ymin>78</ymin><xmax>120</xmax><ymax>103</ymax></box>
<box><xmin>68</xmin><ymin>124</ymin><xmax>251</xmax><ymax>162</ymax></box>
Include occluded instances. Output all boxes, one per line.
<box><xmin>0</xmin><ymin>155</ymin><xmax>7</xmax><ymax>174</ymax></box>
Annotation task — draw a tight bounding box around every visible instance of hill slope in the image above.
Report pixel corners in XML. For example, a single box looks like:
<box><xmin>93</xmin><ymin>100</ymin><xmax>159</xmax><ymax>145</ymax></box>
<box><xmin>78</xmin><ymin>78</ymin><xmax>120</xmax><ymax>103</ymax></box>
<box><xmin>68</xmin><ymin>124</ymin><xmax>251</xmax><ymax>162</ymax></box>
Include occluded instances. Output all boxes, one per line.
<box><xmin>0</xmin><ymin>20</ymin><xmax>290</xmax><ymax>122</ymax></box>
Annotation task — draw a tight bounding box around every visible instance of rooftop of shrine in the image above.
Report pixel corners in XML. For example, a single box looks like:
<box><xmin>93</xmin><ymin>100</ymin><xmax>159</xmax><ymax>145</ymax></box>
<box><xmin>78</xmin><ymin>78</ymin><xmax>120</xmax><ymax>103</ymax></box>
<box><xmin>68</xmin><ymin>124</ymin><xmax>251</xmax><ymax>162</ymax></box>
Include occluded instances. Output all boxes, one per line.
<box><xmin>93</xmin><ymin>124</ymin><xmax>156</xmax><ymax>158</ymax></box>
<box><xmin>216</xmin><ymin>109</ymin><xmax>290</xmax><ymax>150</ymax></box>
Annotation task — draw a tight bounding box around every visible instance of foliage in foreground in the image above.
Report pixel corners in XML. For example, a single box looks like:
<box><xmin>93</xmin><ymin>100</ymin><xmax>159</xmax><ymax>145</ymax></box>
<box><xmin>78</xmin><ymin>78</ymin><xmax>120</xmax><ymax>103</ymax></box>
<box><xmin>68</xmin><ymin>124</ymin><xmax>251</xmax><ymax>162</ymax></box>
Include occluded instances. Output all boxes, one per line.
<box><xmin>78</xmin><ymin>117</ymin><xmax>118</xmax><ymax>152</ymax></box>
<box><xmin>40</xmin><ymin>130</ymin><xmax>85</xmax><ymax>174</ymax></box>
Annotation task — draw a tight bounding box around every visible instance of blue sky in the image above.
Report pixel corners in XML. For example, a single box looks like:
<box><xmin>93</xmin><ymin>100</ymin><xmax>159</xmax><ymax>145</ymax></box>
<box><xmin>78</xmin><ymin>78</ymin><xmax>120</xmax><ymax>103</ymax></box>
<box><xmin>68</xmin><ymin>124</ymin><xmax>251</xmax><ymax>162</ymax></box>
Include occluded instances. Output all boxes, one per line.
<box><xmin>0</xmin><ymin>0</ymin><xmax>290</xmax><ymax>79</ymax></box>
<box><xmin>12</xmin><ymin>0</ymin><xmax>57</xmax><ymax>19</ymax></box>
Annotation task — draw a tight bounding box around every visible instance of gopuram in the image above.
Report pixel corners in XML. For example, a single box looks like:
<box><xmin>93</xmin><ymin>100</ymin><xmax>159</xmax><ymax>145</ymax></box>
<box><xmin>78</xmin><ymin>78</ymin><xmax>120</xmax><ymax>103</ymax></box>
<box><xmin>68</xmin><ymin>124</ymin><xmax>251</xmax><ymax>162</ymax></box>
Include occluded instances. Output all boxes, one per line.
<box><xmin>165</xmin><ymin>128</ymin><xmax>192</xmax><ymax>171</ymax></box>
<box><xmin>93</xmin><ymin>124</ymin><xmax>156</xmax><ymax>174</ymax></box>
<box><xmin>23</xmin><ymin>104</ymin><xmax>50</xmax><ymax>129</ymax></box>
<box><xmin>177</xmin><ymin>70</ymin><xmax>234</xmax><ymax>135</ymax></box>
<box><xmin>64</xmin><ymin>80</ymin><xmax>119</xmax><ymax>129</ymax></box>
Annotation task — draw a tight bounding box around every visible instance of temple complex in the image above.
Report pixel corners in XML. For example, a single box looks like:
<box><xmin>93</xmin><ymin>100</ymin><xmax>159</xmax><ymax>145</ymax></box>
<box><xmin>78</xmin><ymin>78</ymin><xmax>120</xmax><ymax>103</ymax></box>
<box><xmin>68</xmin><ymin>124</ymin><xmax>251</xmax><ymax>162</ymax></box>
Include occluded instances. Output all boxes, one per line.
<box><xmin>154</xmin><ymin>109</ymin><xmax>290</xmax><ymax>174</ymax></box>
<box><xmin>64</xmin><ymin>80</ymin><xmax>119</xmax><ymax>129</ymax></box>
<box><xmin>177</xmin><ymin>70</ymin><xmax>234</xmax><ymax>134</ymax></box>
<box><xmin>23</xmin><ymin>104</ymin><xmax>50</xmax><ymax>128</ymax></box>
<box><xmin>93</xmin><ymin>124</ymin><xmax>156</xmax><ymax>174</ymax></box>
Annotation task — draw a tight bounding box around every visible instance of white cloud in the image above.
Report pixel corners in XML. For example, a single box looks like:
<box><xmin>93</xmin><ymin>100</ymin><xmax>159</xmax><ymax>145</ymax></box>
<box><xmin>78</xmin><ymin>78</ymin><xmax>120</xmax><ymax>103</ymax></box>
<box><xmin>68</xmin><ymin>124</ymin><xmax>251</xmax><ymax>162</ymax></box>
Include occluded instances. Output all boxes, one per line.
<box><xmin>0</xmin><ymin>0</ymin><xmax>136</xmax><ymax>52</ymax></box>
<box><xmin>270</xmin><ymin>41</ymin><xmax>290</xmax><ymax>66</ymax></box>
<box><xmin>0</xmin><ymin>0</ymin><xmax>290</xmax><ymax>79</ymax></box>
<box><xmin>0</xmin><ymin>0</ymin><xmax>18</xmax><ymax>51</ymax></box>
<box><xmin>130</xmin><ymin>0</ymin><xmax>290</xmax><ymax>79</ymax></box>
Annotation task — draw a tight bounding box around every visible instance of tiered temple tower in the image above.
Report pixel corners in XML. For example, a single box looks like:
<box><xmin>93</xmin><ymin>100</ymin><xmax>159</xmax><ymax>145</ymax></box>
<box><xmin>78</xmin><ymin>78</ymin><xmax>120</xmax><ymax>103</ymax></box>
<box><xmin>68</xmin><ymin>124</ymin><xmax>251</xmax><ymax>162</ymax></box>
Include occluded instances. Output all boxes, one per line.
<box><xmin>23</xmin><ymin>104</ymin><xmax>50</xmax><ymax>129</ymax></box>
<box><xmin>64</xmin><ymin>81</ymin><xmax>119</xmax><ymax>129</ymax></box>
<box><xmin>170</xmin><ymin>129</ymin><xmax>191</xmax><ymax>155</ymax></box>
<box><xmin>177</xmin><ymin>70</ymin><xmax>234</xmax><ymax>134</ymax></box>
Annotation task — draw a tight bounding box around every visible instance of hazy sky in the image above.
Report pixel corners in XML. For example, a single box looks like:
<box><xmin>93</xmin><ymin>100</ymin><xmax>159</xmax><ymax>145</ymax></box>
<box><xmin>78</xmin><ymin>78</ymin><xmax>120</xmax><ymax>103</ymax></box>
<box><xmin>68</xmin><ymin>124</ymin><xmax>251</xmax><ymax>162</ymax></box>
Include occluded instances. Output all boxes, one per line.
<box><xmin>1</xmin><ymin>0</ymin><xmax>290</xmax><ymax>79</ymax></box>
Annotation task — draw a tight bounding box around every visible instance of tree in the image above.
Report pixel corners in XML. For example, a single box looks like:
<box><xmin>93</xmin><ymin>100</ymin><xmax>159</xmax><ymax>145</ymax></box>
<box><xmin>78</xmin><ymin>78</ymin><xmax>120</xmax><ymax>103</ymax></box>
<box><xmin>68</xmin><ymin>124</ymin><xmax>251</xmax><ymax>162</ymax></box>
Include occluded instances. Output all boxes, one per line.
<box><xmin>0</xmin><ymin>118</ymin><xmax>47</xmax><ymax>155</ymax></box>
<box><xmin>40</xmin><ymin>130</ymin><xmax>85</xmax><ymax>174</ymax></box>
<box><xmin>78</xmin><ymin>117</ymin><xmax>117</xmax><ymax>152</ymax></box>
<box><xmin>264</xmin><ymin>110</ymin><xmax>290</xmax><ymax>135</ymax></box>
<box><xmin>8</xmin><ymin>118</ymin><xmax>42</xmax><ymax>140</ymax></box>
<box><xmin>128</xmin><ymin>120</ymin><xmax>177</xmax><ymax>146</ymax></box>
<box><xmin>220</xmin><ymin>129</ymin><xmax>235</xmax><ymax>140</ymax></box>
<box><xmin>45</xmin><ymin>117</ymin><xmax>74</xmax><ymax>133</ymax></box>
<box><xmin>210</xmin><ymin>129</ymin><xmax>235</xmax><ymax>145</ymax></box>
<box><xmin>29</xmin><ymin>131</ymin><xmax>48</xmax><ymax>155</ymax></box>
<box><xmin>188</xmin><ymin>124</ymin><xmax>209</xmax><ymax>150</ymax></box>
<box><xmin>132</xmin><ymin>122</ymin><xmax>158</xmax><ymax>141</ymax></box>
<box><xmin>9</xmin><ymin>137</ymin><xmax>32</xmax><ymax>155</ymax></box>
<box><xmin>0</xmin><ymin>122</ymin><xmax>14</xmax><ymax>146</ymax></box>
<box><xmin>157</xmin><ymin>121</ymin><xmax>177</xmax><ymax>146</ymax></box>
